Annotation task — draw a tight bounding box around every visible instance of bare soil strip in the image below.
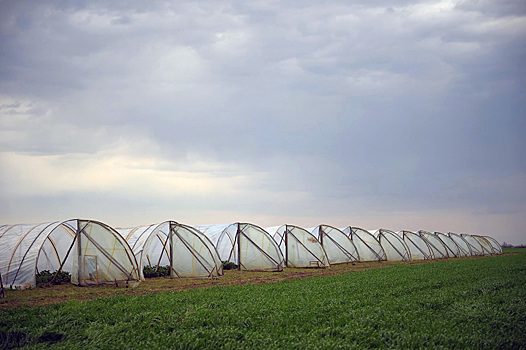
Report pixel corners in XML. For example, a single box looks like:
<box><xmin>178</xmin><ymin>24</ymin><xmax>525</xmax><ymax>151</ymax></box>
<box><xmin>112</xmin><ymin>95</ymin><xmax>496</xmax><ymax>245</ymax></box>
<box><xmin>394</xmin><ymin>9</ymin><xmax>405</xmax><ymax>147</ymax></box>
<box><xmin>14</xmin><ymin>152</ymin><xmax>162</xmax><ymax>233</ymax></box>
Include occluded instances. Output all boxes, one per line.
<box><xmin>0</xmin><ymin>255</ymin><xmax>501</xmax><ymax>310</ymax></box>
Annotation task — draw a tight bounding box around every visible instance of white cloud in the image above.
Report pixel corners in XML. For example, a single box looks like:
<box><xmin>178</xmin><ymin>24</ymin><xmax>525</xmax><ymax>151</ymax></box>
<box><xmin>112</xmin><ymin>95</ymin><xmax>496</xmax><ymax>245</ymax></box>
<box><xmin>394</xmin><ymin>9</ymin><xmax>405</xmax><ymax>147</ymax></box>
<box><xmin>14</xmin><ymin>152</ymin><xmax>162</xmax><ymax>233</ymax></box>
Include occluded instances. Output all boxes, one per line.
<box><xmin>0</xmin><ymin>0</ymin><xmax>525</xmax><ymax>244</ymax></box>
<box><xmin>0</xmin><ymin>142</ymin><xmax>255</xmax><ymax>199</ymax></box>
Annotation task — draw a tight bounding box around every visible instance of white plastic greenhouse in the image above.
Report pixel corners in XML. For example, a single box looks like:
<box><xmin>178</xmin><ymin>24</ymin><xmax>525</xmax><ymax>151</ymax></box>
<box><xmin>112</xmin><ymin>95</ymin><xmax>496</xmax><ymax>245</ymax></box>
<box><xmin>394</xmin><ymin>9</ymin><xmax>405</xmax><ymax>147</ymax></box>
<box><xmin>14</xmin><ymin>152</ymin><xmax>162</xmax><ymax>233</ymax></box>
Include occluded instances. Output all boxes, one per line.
<box><xmin>266</xmin><ymin>225</ymin><xmax>329</xmax><ymax>268</ymax></box>
<box><xmin>117</xmin><ymin>221</ymin><xmax>222</xmax><ymax>279</ymax></box>
<box><xmin>0</xmin><ymin>219</ymin><xmax>140</xmax><ymax>289</ymax></box>
<box><xmin>472</xmin><ymin>235</ymin><xmax>494</xmax><ymax>255</ymax></box>
<box><xmin>418</xmin><ymin>230</ymin><xmax>449</xmax><ymax>258</ymax></box>
<box><xmin>434</xmin><ymin>232</ymin><xmax>461</xmax><ymax>258</ymax></box>
<box><xmin>448</xmin><ymin>232</ymin><xmax>471</xmax><ymax>257</ymax></box>
<box><xmin>396</xmin><ymin>231</ymin><xmax>433</xmax><ymax>260</ymax></box>
<box><xmin>0</xmin><ymin>215</ymin><xmax>505</xmax><ymax>291</ymax></box>
<box><xmin>195</xmin><ymin>223</ymin><xmax>284</xmax><ymax>271</ymax></box>
<box><xmin>310</xmin><ymin>225</ymin><xmax>359</xmax><ymax>264</ymax></box>
<box><xmin>461</xmin><ymin>234</ymin><xmax>485</xmax><ymax>256</ymax></box>
<box><xmin>482</xmin><ymin>235</ymin><xmax>503</xmax><ymax>254</ymax></box>
<box><xmin>341</xmin><ymin>227</ymin><xmax>386</xmax><ymax>261</ymax></box>
<box><xmin>372</xmin><ymin>229</ymin><xmax>411</xmax><ymax>261</ymax></box>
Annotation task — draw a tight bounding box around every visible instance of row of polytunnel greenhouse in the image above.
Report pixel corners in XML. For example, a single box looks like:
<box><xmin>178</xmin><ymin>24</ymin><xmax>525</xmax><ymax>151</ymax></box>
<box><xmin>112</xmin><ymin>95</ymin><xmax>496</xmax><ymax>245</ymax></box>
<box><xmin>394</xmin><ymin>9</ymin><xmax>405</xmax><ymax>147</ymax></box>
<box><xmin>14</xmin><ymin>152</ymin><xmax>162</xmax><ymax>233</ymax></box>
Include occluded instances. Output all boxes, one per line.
<box><xmin>0</xmin><ymin>219</ymin><xmax>502</xmax><ymax>289</ymax></box>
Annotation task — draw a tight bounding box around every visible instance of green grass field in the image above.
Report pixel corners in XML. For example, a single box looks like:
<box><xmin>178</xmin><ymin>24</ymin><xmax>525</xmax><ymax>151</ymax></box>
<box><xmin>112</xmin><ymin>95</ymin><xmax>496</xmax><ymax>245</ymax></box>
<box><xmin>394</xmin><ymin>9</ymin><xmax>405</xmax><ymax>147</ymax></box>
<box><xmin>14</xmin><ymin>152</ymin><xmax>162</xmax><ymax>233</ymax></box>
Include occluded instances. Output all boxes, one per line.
<box><xmin>1</xmin><ymin>254</ymin><xmax>525</xmax><ymax>349</ymax></box>
<box><xmin>503</xmin><ymin>247</ymin><xmax>526</xmax><ymax>254</ymax></box>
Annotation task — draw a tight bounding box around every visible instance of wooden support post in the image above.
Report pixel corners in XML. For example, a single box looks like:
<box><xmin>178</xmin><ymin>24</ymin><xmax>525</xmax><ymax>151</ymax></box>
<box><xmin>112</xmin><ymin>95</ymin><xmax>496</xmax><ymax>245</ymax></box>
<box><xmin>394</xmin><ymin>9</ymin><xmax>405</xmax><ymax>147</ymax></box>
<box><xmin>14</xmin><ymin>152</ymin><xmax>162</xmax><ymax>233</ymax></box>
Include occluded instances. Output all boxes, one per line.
<box><xmin>285</xmin><ymin>226</ymin><xmax>289</xmax><ymax>267</ymax></box>
<box><xmin>0</xmin><ymin>271</ymin><xmax>5</xmax><ymax>299</ymax></box>
<box><xmin>77</xmin><ymin>222</ymin><xmax>83</xmax><ymax>286</ymax></box>
<box><xmin>237</xmin><ymin>225</ymin><xmax>242</xmax><ymax>271</ymax></box>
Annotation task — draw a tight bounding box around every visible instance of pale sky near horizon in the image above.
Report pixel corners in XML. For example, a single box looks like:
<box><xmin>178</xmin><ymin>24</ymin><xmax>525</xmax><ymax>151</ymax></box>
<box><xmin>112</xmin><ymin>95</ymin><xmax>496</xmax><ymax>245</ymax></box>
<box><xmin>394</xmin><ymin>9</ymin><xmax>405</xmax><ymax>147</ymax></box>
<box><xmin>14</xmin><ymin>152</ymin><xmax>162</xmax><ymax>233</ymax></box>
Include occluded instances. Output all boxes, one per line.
<box><xmin>1</xmin><ymin>0</ymin><xmax>525</xmax><ymax>245</ymax></box>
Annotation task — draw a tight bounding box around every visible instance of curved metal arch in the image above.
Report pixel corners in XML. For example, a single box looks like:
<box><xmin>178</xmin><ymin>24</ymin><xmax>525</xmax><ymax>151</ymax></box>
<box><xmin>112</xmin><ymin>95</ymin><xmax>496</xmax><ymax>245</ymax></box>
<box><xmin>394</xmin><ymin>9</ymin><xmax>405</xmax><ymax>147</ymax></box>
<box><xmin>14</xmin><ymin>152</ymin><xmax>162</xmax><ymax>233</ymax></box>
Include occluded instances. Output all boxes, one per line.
<box><xmin>0</xmin><ymin>224</ymin><xmax>23</xmax><ymax>241</ymax></box>
<box><xmin>472</xmin><ymin>235</ymin><xmax>494</xmax><ymax>255</ymax></box>
<box><xmin>35</xmin><ymin>222</ymin><xmax>77</xmax><ymax>272</ymax></box>
<box><xmin>2</xmin><ymin>219</ymin><xmax>141</xmax><ymax>288</ymax></box>
<box><xmin>216</xmin><ymin>226</ymin><xmax>238</xmax><ymax>260</ymax></box>
<box><xmin>483</xmin><ymin>235</ymin><xmax>502</xmax><ymax>254</ymax></box>
<box><xmin>400</xmin><ymin>231</ymin><xmax>433</xmax><ymax>260</ymax></box>
<box><xmin>296</xmin><ymin>225</ymin><xmax>329</xmax><ymax>266</ymax></box>
<box><xmin>125</xmin><ymin>224</ymin><xmax>156</xmax><ymax>250</ymax></box>
<box><xmin>122</xmin><ymin>221</ymin><xmax>222</xmax><ymax>278</ymax></box>
<box><xmin>349</xmin><ymin>227</ymin><xmax>386</xmax><ymax>261</ymax></box>
<box><xmin>317</xmin><ymin>224</ymin><xmax>359</xmax><ymax>262</ymax></box>
<box><xmin>150</xmin><ymin>223</ymin><xmax>172</xmax><ymax>267</ymax></box>
<box><xmin>77</xmin><ymin>219</ymin><xmax>139</xmax><ymax>282</ymax></box>
<box><xmin>377</xmin><ymin>229</ymin><xmax>411</xmax><ymax>261</ymax></box>
<box><xmin>461</xmin><ymin>234</ymin><xmax>485</xmax><ymax>256</ymax></box>
<box><xmin>418</xmin><ymin>230</ymin><xmax>448</xmax><ymax>258</ymax></box>
<box><xmin>126</xmin><ymin>222</ymin><xmax>171</xmax><ymax>272</ymax></box>
<box><xmin>434</xmin><ymin>232</ymin><xmax>460</xmax><ymax>258</ymax></box>
<box><xmin>170</xmin><ymin>223</ymin><xmax>220</xmax><ymax>278</ymax></box>
<box><xmin>148</xmin><ymin>228</ymin><xmax>171</xmax><ymax>270</ymax></box>
<box><xmin>216</xmin><ymin>223</ymin><xmax>283</xmax><ymax>270</ymax></box>
<box><xmin>185</xmin><ymin>225</ymin><xmax>223</xmax><ymax>275</ymax></box>
<box><xmin>36</xmin><ymin>236</ymin><xmax>62</xmax><ymax>273</ymax></box>
<box><xmin>6</xmin><ymin>222</ymin><xmax>62</xmax><ymax>286</ymax></box>
<box><xmin>448</xmin><ymin>232</ymin><xmax>471</xmax><ymax>256</ymax></box>
<box><xmin>283</xmin><ymin>225</ymin><xmax>329</xmax><ymax>267</ymax></box>
<box><xmin>237</xmin><ymin>223</ymin><xmax>283</xmax><ymax>269</ymax></box>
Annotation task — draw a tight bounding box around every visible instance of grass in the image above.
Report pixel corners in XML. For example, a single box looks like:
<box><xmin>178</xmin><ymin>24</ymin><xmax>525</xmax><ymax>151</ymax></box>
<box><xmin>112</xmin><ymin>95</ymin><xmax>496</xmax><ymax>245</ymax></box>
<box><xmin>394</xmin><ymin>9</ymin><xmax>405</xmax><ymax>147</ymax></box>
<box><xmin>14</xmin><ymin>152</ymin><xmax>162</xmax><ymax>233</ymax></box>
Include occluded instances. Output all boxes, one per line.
<box><xmin>0</xmin><ymin>254</ymin><xmax>525</xmax><ymax>349</ymax></box>
<box><xmin>503</xmin><ymin>247</ymin><xmax>526</xmax><ymax>254</ymax></box>
<box><xmin>0</xmin><ymin>260</ymin><xmax>418</xmax><ymax>309</ymax></box>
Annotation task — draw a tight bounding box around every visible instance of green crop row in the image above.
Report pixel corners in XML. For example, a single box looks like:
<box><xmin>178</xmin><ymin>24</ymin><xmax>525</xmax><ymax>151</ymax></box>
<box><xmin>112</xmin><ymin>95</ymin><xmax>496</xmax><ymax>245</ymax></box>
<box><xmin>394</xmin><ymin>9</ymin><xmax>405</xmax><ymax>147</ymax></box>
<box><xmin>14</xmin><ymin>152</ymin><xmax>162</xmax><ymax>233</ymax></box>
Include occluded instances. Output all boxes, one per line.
<box><xmin>35</xmin><ymin>271</ymin><xmax>72</xmax><ymax>287</ymax></box>
<box><xmin>1</xmin><ymin>254</ymin><xmax>525</xmax><ymax>349</ymax></box>
<box><xmin>142</xmin><ymin>265</ymin><xmax>171</xmax><ymax>278</ymax></box>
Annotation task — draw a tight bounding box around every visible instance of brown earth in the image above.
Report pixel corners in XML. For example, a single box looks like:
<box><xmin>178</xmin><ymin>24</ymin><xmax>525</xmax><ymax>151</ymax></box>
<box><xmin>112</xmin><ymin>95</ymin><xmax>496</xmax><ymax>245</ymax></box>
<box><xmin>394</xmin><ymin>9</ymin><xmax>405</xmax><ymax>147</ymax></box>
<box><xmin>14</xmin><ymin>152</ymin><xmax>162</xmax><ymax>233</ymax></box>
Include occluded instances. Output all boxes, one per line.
<box><xmin>0</xmin><ymin>255</ymin><xmax>497</xmax><ymax>310</ymax></box>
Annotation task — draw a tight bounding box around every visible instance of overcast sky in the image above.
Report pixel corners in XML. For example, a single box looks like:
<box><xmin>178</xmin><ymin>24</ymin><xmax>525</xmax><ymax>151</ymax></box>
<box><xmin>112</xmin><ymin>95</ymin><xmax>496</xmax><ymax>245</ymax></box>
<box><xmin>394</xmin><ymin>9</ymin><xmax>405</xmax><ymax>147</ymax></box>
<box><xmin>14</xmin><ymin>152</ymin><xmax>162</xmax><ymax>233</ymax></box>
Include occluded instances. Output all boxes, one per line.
<box><xmin>1</xmin><ymin>0</ymin><xmax>525</xmax><ymax>244</ymax></box>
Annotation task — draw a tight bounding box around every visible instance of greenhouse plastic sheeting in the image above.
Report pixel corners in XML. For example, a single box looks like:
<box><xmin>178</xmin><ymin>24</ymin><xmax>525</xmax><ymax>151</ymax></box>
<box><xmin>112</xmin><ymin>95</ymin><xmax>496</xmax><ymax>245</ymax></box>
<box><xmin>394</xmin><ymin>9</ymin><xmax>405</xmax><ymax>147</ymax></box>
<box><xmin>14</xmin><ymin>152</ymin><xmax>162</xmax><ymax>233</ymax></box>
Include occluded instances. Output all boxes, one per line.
<box><xmin>196</xmin><ymin>223</ymin><xmax>284</xmax><ymax>271</ymax></box>
<box><xmin>0</xmin><ymin>219</ymin><xmax>140</xmax><ymax>289</ymax></box>
<box><xmin>117</xmin><ymin>221</ymin><xmax>222</xmax><ymax>279</ymax></box>
<box><xmin>448</xmin><ymin>232</ymin><xmax>471</xmax><ymax>257</ymax></box>
<box><xmin>372</xmin><ymin>229</ymin><xmax>411</xmax><ymax>261</ymax></box>
<box><xmin>396</xmin><ymin>231</ymin><xmax>433</xmax><ymax>260</ymax></box>
<box><xmin>483</xmin><ymin>236</ymin><xmax>503</xmax><ymax>254</ymax></box>
<box><xmin>461</xmin><ymin>234</ymin><xmax>485</xmax><ymax>256</ymax></box>
<box><xmin>472</xmin><ymin>235</ymin><xmax>494</xmax><ymax>255</ymax></box>
<box><xmin>310</xmin><ymin>225</ymin><xmax>359</xmax><ymax>264</ymax></box>
<box><xmin>433</xmin><ymin>232</ymin><xmax>461</xmax><ymax>258</ymax></box>
<box><xmin>342</xmin><ymin>227</ymin><xmax>386</xmax><ymax>261</ymax></box>
<box><xmin>418</xmin><ymin>231</ymin><xmax>449</xmax><ymax>258</ymax></box>
<box><xmin>267</xmin><ymin>225</ymin><xmax>329</xmax><ymax>268</ymax></box>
